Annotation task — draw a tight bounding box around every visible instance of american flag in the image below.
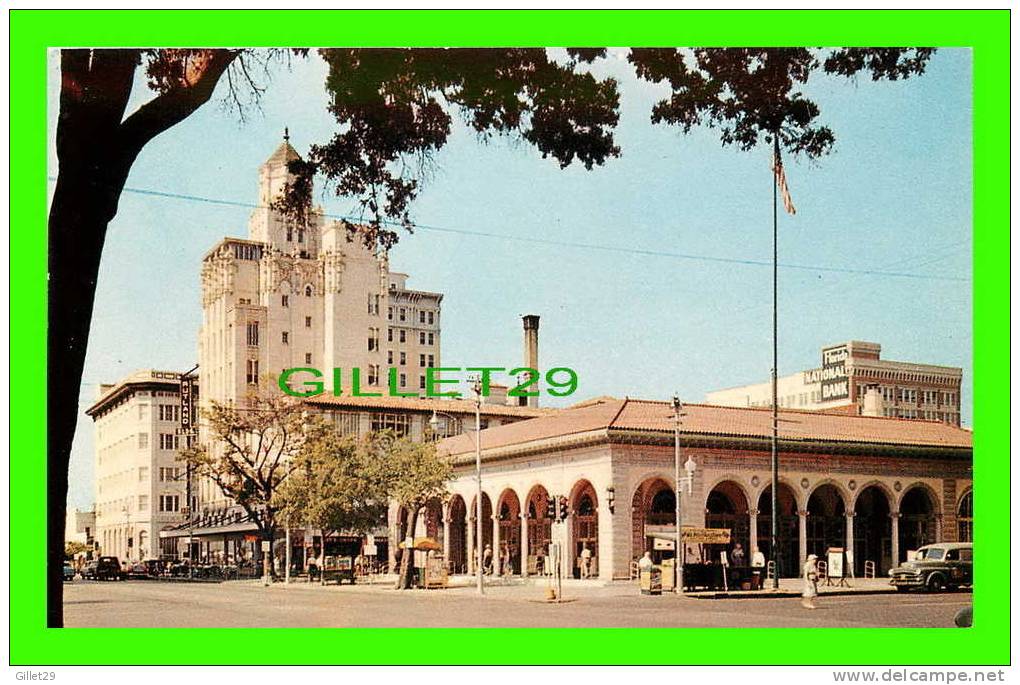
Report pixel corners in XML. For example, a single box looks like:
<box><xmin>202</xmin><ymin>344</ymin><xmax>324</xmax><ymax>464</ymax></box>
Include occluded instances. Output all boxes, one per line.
<box><xmin>772</xmin><ymin>149</ymin><xmax>797</xmax><ymax>215</ymax></box>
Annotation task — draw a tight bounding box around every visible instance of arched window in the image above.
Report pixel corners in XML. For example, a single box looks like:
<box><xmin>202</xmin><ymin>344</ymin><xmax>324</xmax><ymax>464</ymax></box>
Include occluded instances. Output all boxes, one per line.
<box><xmin>304</xmin><ymin>285</ymin><xmax>313</xmax><ymax>297</ymax></box>
<box><xmin>957</xmin><ymin>491</ymin><xmax>973</xmax><ymax>542</ymax></box>
<box><xmin>578</xmin><ymin>494</ymin><xmax>595</xmax><ymax>516</ymax></box>
<box><xmin>650</xmin><ymin>488</ymin><xmax>675</xmax><ymax>515</ymax></box>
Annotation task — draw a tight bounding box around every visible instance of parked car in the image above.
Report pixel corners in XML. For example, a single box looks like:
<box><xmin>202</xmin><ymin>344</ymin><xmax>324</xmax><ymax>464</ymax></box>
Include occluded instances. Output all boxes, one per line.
<box><xmin>82</xmin><ymin>560</ymin><xmax>99</xmax><ymax>580</ymax></box>
<box><xmin>889</xmin><ymin>542</ymin><xmax>972</xmax><ymax>592</ymax></box>
<box><xmin>95</xmin><ymin>556</ymin><xmax>124</xmax><ymax>581</ymax></box>
<box><xmin>63</xmin><ymin>563</ymin><xmax>76</xmax><ymax>581</ymax></box>
<box><xmin>125</xmin><ymin>562</ymin><xmax>153</xmax><ymax>580</ymax></box>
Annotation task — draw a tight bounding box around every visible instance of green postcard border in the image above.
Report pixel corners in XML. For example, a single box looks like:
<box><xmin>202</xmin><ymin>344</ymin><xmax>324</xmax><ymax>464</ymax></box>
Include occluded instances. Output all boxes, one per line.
<box><xmin>10</xmin><ymin>9</ymin><xmax>1009</xmax><ymax>665</ymax></box>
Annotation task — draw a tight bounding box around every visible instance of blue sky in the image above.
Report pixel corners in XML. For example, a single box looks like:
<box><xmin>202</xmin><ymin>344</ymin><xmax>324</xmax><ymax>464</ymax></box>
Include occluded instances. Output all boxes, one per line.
<box><xmin>50</xmin><ymin>49</ymin><xmax>972</xmax><ymax>510</ymax></box>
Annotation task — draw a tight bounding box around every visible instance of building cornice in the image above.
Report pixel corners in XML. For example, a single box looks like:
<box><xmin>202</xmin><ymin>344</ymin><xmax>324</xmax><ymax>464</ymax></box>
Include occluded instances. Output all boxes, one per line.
<box><xmin>448</xmin><ymin>427</ymin><xmax>971</xmax><ymax>468</ymax></box>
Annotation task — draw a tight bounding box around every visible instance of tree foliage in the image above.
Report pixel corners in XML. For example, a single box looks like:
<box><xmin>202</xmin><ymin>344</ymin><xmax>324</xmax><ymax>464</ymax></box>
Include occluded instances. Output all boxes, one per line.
<box><xmin>179</xmin><ymin>390</ymin><xmax>310</xmax><ymax>544</ymax></box>
<box><xmin>276</xmin><ymin>427</ymin><xmax>392</xmax><ymax>537</ymax></box>
<box><xmin>272</xmin><ymin>48</ymin><xmax>622</xmax><ymax>249</ymax></box>
<box><xmin>383</xmin><ymin>436</ymin><xmax>452</xmax><ymax>590</ymax></box>
<box><xmin>628</xmin><ymin>48</ymin><xmax>935</xmax><ymax>158</ymax></box>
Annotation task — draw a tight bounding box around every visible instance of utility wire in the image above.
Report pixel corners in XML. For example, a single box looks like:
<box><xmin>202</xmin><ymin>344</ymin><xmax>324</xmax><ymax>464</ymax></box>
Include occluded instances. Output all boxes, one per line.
<box><xmin>48</xmin><ymin>178</ymin><xmax>969</xmax><ymax>283</ymax></box>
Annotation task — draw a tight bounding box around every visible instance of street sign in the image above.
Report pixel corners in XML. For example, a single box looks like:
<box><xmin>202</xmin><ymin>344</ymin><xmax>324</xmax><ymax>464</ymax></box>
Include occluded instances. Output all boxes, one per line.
<box><xmin>681</xmin><ymin>527</ymin><xmax>731</xmax><ymax>544</ymax></box>
<box><xmin>364</xmin><ymin>544</ymin><xmax>378</xmax><ymax>556</ymax></box>
<box><xmin>261</xmin><ymin>541</ymin><xmax>271</xmax><ymax>552</ymax></box>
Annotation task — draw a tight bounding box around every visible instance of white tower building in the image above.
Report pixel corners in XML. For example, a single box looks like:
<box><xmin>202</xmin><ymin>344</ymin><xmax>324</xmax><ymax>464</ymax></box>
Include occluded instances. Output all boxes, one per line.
<box><xmin>197</xmin><ymin>135</ymin><xmax>443</xmax><ymax>508</ymax></box>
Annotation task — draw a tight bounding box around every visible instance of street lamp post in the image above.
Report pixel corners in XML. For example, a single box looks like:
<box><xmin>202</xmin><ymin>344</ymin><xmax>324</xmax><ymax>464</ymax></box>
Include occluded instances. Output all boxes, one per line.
<box><xmin>671</xmin><ymin>395</ymin><xmax>696</xmax><ymax>594</ymax></box>
<box><xmin>472</xmin><ymin>377</ymin><xmax>484</xmax><ymax>595</ymax></box>
<box><xmin>428</xmin><ymin>409</ymin><xmax>460</xmax><ymax>442</ymax></box>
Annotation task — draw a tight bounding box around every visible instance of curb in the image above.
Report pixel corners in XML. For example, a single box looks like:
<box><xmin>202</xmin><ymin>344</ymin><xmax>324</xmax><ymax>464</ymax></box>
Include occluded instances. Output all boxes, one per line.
<box><xmin>686</xmin><ymin>588</ymin><xmax>897</xmax><ymax>599</ymax></box>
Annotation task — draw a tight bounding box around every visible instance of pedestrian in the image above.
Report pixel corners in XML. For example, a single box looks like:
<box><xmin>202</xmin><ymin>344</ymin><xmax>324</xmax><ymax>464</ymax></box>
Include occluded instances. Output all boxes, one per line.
<box><xmin>580</xmin><ymin>543</ymin><xmax>593</xmax><ymax>579</ymax></box>
<box><xmin>501</xmin><ymin>543</ymin><xmax>512</xmax><ymax>579</ymax></box>
<box><xmin>802</xmin><ymin>554</ymin><xmax>819</xmax><ymax>609</ymax></box>
<box><xmin>731</xmin><ymin>542</ymin><xmax>746</xmax><ymax>567</ymax></box>
<box><xmin>751</xmin><ymin>545</ymin><xmax>766</xmax><ymax>589</ymax></box>
<box><xmin>482</xmin><ymin>544</ymin><xmax>493</xmax><ymax>575</ymax></box>
<box><xmin>307</xmin><ymin>552</ymin><xmax>318</xmax><ymax>582</ymax></box>
<box><xmin>638</xmin><ymin>551</ymin><xmax>653</xmax><ymax>571</ymax></box>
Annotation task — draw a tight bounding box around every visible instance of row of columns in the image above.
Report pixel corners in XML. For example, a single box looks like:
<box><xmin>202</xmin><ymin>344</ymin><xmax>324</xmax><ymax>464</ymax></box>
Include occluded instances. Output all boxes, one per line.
<box><xmin>442</xmin><ymin>513</ymin><xmax>568</xmax><ymax>577</ymax></box>
<box><xmin>742</xmin><ymin>509</ymin><xmax>942</xmax><ymax>569</ymax></box>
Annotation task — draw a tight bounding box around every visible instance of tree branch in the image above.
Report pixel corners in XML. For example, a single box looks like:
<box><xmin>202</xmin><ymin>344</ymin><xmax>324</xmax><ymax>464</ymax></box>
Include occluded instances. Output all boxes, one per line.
<box><xmin>118</xmin><ymin>49</ymin><xmax>239</xmax><ymax>160</ymax></box>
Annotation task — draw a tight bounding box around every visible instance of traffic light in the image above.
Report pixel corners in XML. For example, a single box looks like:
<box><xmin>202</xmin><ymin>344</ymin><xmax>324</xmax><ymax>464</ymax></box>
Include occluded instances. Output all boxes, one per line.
<box><xmin>546</xmin><ymin>496</ymin><xmax>556</xmax><ymax>519</ymax></box>
<box><xmin>127</xmin><ymin>537</ymin><xmax>133</xmax><ymax>548</ymax></box>
<box><xmin>558</xmin><ymin>496</ymin><xmax>568</xmax><ymax>521</ymax></box>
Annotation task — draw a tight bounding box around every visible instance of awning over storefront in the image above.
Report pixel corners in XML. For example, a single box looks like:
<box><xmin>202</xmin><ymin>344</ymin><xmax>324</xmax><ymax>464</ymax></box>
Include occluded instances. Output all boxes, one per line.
<box><xmin>159</xmin><ymin>521</ymin><xmax>258</xmax><ymax>539</ymax></box>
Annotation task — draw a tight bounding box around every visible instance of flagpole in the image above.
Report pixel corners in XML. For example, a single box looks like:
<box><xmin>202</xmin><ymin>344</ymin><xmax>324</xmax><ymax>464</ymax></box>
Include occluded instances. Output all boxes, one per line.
<box><xmin>770</xmin><ymin>133</ymin><xmax>780</xmax><ymax>590</ymax></box>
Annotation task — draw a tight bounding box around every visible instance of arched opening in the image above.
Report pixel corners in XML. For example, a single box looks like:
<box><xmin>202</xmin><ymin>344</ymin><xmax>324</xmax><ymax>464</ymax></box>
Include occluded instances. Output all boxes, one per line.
<box><xmin>497</xmin><ymin>489</ymin><xmax>522</xmax><ymax>575</ymax></box>
<box><xmin>756</xmin><ymin>483</ymin><xmax>799</xmax><ymax>577</ymax></box>
<box><xmin>899</xmin><ymin>486</ymin><xmax>937</xmax><ymax>562</ymax></box>
<box><xmin>957</xmin><ymin>490</ymin><xmax>973</xmax><ymax>542</ymax></box>
<box><xmin>525</xmin><ymin>485</ymin><xmax>552</xmax><ymax>575</ymax></box>
<box><xmin>706</xmin><ymin>481</ymin><xmax>751</xmax><ymax>565</ymax></box>
<box><xmin>806</xmin><ymin>484</ymin><xmax>847</xmax><ymax>559</ymax></box>
<box><xmin>570</xmin><ymin>480</ymin><xmax>598</xmax><ymax>579</ymax></box>
<box><xmin>854</xmin><ymin>485</ymin><xmax>892</xmax><ymax>576</ymax></box>
<box><xmin>447</xmin><ymin>495</ymin><xmax>467</xmax><ymax>574</ymax></box>
<box><xmin>630</xmin><ymin>477</ymin><xmax>674</xmax><ymax>564</ymax></box>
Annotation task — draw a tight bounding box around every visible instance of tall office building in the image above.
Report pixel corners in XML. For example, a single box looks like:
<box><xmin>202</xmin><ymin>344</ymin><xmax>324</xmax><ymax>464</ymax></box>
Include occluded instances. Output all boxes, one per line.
<box><xmin>86</xmin><ymin>370</ymin><xmax>196</xmax><ymax>562</ymax></box>
<box><xmin>197</xmin><ymin>136</ymin><xmax>443</xmax><ymax>507</ymax></box>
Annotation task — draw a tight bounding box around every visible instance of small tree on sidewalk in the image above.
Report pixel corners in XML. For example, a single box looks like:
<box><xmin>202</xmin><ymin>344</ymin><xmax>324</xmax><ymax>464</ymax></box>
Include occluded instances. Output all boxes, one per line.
<box><xmin>277</xmin><ymin>428</ymin><xmax>392</xmax><ymax>581</ymax></box>
<box><xmin>180</xmin><ymin>390</ymin><xmax>309</xmax><ymax>580</ymax></box>
<box><xmin>384</xmin><ymin>436</ymin><xmax>453</xmax><ymax>590</ymax></box>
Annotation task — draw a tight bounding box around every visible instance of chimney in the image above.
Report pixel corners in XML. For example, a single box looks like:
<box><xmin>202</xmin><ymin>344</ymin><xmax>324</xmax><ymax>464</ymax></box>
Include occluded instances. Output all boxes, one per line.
<box><xmin>862</xmin><ymin>384</ymin><xmax>884</xmax><ymax>417</ymax></box>
<box><xmin>522</xmin><ymin>315</ymin><xmax>540</xmax><ymax>408</ymax></box>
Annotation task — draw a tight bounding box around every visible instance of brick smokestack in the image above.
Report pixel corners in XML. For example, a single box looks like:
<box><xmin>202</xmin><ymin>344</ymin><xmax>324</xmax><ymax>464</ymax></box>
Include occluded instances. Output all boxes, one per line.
<box><xmin>522</xmin><ymin>315</ymin><xmax>540</xmax><ymax>408</ymax></box>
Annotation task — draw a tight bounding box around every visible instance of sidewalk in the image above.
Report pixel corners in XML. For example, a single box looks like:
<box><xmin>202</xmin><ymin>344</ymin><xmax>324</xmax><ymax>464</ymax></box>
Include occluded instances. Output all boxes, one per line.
<box><xmin>242</xmin><ymin>573</ymin><xmax>900</xmax><ymax>602</ymax></box>
<box><xmin>683</xmin><ymin>577</ymin><xmax>896</xmax><ymax>599</ymax></box>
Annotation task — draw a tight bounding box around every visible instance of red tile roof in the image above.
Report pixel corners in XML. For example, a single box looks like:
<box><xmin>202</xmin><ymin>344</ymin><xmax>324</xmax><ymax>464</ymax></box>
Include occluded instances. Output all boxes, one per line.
<box><xmin>439</xmin><ymin>397</ymin><xmax>971</xmax><ymax>456</ymax></box>
<box><xmin>304</xmin><ymin>393</ymin><xmax>554</xmax><ymax>419</ymax></box>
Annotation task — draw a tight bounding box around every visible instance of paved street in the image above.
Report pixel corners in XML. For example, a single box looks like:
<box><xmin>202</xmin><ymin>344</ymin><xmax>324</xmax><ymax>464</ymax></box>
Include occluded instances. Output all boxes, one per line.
<box><xmin>64</xmin><ymin>578</ymin><xmax>972</xmax><ymax>628</ymax></box>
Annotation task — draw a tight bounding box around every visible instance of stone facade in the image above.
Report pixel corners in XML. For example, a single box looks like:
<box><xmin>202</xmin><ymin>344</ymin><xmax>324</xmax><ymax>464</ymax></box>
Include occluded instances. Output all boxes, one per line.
<box><xmin>411</xmin><ymin>398</ymin><xmax>972</xmax><ymax>581</ymax></box>
<box><xmin>86</xmin><ymin>370</ymin><xmax>194</xmax><ymax>563</ymax></box>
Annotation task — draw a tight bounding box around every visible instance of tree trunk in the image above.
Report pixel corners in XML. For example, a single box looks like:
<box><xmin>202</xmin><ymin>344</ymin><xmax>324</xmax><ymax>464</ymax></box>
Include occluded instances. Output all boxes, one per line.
<box><xmin>48</xmin><ymin>48</ymin><xmax>238</xmax><ymax>626</ymax></box>
<box><xmin>48</xmin><ymin>180</ymin><xmax>112</xmax><ymax>627</ymax></box>
<box><xmin>396</xmin><ymin>506</ymin><xmax>419</xmax><ymax>590</ymax></box>
<box><xmin>48</xmin><ymin>50</ymin><xmax>141</xmax><ymax>626</ymax></box>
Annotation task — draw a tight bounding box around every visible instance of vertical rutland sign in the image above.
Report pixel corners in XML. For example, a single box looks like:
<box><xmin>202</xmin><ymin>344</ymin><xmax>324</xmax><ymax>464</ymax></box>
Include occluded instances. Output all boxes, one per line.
<box><xmin>179</xmin><ymin>374</ymin><xmax>196</xmax><ymax>435</ymax></box>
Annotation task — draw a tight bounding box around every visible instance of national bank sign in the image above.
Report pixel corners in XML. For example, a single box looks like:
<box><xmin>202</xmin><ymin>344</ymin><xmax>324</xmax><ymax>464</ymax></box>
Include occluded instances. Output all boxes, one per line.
<box><xmin>802</xmin><ymin>344</ymin><xmax>850</xmax><ymax>402</ymax></box>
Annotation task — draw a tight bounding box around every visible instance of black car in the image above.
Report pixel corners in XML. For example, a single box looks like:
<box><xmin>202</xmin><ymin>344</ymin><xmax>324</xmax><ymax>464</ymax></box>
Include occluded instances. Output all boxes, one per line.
<box><xmin>889</xmin><ymin>542</ymin><xmax>973</xmax><ymax>592</ymax></box>
<box><xmin>94</xmin><ymin>556</ymin><xmax>124</xmax><ymax>581</ymax></box>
